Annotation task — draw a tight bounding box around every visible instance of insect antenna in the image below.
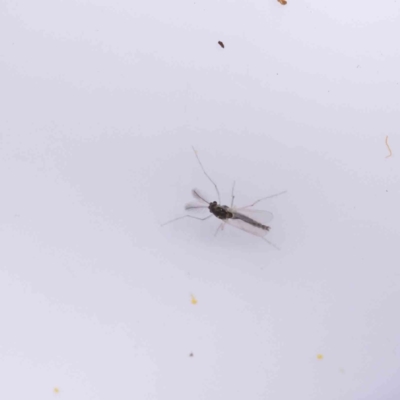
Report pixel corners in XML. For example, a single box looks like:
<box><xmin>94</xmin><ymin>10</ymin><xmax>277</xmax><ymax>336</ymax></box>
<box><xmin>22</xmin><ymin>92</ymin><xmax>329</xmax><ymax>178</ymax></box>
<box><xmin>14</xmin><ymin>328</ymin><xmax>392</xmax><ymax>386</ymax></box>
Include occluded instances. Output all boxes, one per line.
<box><xmin>192</xmin><ymin>146</ymin><xmax>221</xmax><ymax>204</ymax></box>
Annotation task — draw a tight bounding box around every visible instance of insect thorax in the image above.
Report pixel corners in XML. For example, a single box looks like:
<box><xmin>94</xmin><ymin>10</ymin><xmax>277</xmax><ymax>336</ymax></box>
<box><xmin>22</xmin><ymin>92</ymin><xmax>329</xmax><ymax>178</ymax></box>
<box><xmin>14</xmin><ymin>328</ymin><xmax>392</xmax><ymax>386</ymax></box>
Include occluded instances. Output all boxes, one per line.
<box><xmin>209</xmin><ymin>202</ymin><xmax>233</xmax><ymax>220</ymax></box>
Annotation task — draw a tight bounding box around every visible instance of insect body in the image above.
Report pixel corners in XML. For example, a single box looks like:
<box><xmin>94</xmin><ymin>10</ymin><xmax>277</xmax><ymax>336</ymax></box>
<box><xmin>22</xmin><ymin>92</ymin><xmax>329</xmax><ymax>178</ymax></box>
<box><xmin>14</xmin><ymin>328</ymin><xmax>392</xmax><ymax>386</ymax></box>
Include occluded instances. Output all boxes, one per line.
<box><xmin>185</xmin><ymin>188</ymin><xmax>273</xmax><ymax>238</ymax></box>
<box><xmin>162</xmin><ymin>148</ymin><xmax>285</xmax><ymax>247</ymax></box>
<box><xmin>209</xmin><ymin>202</ymin><xmax>233</xmax><ymax>220</ymax></box>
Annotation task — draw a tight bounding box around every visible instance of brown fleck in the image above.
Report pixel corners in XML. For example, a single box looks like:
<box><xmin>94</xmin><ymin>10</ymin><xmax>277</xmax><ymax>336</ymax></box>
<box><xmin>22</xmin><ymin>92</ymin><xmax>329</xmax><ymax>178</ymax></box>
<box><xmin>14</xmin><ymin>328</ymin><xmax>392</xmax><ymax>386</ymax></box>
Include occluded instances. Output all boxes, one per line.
<box><xmin>277</xmin><ymin>0</ymin><xmax>287</xmax><ymax>4</ymax></box>
<box><xmin>218</xmin><ymin>41</ymin><xmax>224</xmax><ymax>48</ymax></box>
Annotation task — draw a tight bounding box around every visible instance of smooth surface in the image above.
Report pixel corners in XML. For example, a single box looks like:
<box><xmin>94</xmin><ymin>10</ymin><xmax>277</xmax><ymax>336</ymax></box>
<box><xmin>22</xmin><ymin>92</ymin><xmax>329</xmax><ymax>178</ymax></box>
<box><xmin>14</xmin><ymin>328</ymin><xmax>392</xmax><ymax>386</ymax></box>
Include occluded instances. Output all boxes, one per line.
<box><xmin>1</xmin><ymin>0</ymin><xmax>399</xmax><ymax>399</ymax></box>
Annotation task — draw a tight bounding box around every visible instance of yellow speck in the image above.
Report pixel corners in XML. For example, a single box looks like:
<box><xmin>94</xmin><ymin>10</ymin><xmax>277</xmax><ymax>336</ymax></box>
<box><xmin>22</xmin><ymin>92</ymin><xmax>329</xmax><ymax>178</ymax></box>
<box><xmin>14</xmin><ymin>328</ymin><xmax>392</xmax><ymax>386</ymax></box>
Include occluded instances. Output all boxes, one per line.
<box><xmin>317</xmin><ymin>354</ymin><xmax>324</xmax><ymax>360</ymax></box>
<box><xmin>191</xmin><ymin>294</ymin><xmax>198</xmax><ymax>305</ymax></box>
<box><xmin>53</xmin><ymin>387</ymin><xmax>60</xmax><ymax>394</ymax></box>
<box><xmin>385</xmin><ymin>135</ymin><xmax>393</xmax><ymax>158</ymax></box>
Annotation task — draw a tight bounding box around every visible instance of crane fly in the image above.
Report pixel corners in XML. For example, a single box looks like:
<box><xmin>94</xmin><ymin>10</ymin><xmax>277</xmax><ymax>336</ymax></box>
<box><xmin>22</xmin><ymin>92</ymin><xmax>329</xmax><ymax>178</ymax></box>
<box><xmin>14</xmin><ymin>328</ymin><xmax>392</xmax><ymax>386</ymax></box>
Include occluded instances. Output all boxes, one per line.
<box><xmin>162</xmin><ymin>147</ymin><xmax>286</xmax><ymax>248</ymax></box>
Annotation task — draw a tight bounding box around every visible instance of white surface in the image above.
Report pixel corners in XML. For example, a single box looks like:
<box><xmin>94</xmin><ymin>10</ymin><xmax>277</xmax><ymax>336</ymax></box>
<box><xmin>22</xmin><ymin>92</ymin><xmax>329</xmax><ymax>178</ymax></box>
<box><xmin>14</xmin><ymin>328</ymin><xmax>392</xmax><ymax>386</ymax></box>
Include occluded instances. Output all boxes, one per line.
<box><xmin>1</xmin><ymin>0</ymin><xmax>399</xmax><ymax>399</ymax></box>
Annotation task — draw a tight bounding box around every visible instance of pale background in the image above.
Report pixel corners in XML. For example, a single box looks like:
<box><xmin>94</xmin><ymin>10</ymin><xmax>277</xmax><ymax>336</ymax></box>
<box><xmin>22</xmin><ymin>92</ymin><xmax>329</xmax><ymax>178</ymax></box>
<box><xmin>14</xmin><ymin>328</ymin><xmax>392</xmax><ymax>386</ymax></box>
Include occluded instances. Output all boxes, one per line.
<box><xmin>1</xmin><ymin>0</ymin><xmax>399</xmax><ymax>399</ymax></box>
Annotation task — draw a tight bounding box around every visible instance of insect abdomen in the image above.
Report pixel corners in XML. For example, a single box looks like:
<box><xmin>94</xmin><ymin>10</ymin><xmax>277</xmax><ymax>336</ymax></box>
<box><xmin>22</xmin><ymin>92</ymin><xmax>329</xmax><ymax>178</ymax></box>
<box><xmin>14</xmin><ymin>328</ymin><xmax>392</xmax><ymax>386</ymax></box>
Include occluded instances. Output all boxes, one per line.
<box><xmin>232</xmin><ymin>214</ymin><xmax>271</xmax><ymax>231</ymax></box>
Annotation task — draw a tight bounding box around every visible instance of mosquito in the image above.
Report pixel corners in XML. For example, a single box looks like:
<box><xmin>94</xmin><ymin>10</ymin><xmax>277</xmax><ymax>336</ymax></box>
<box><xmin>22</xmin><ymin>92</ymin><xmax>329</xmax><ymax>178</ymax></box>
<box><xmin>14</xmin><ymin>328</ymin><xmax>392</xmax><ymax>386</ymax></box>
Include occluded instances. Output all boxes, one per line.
<box><xmin>162</xmin><ymin>147</ymin><xmax>286</xmax><ymax>248</ymax></box>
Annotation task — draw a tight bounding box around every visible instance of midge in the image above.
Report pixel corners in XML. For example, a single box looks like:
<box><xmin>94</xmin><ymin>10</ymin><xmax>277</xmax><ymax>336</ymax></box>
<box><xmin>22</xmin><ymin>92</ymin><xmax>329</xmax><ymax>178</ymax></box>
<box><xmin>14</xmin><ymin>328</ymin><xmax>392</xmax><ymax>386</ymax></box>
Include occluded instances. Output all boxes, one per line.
<box><xmin>162</xmin><ymin>147</ymin><xmax>286</xmax><ymax>248</ymax></box>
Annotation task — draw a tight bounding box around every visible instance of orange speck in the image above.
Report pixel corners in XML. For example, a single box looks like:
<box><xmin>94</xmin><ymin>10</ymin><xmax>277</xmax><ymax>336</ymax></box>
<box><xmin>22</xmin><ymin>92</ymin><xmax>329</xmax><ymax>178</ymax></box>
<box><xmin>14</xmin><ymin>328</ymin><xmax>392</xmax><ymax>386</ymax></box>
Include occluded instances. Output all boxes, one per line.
<box><xmin>53</xmin><ymin>387</ymin><xmax>60</xmax><ymax>394</ymax></box>
<box><xmin>317</xmin><ymin>354</ymin><xmax>324</xmax><ymax>360</ymax></box>
<box><xmin>191</xmin><ymin>294</ymin><xmax>198</xmax><ymax>305</ymax></box>
<box><xmin>277</xmin><ymin>0</ymin><xmax>287</xmax><ymax>5</ymax></box>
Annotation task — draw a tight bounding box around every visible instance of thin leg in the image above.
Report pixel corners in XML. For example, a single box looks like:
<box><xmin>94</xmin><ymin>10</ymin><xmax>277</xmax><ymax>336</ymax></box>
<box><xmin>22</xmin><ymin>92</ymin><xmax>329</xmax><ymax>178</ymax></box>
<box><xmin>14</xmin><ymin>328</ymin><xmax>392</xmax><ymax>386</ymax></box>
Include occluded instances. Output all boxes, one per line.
<box><xmin>214</xmin><ymin>223</ymin><xmax>224</xmax><ymax>236</ymax></box>
<box><xmin>161</xmin><ymin>214</ymin><xmax>212</xmax><ymax>227</ymax></box>
<box><xmin>241</xmin><ymin>190</ymin><xmax>287</xmax><ymax>209</ymax></box>
<box><xmin>261</xmin><ymin>237</ymin><xmax>280</xmax><ymax>250</ymax></box>
<box><xmin>230</xmin><ymin>181</ymin><xmax>236</xmax><ymax>208</ymax></box>
<box><xmin>192</xmin><ymin>147</ymin><xmax>221</xmax><ymax>204</ymax></box>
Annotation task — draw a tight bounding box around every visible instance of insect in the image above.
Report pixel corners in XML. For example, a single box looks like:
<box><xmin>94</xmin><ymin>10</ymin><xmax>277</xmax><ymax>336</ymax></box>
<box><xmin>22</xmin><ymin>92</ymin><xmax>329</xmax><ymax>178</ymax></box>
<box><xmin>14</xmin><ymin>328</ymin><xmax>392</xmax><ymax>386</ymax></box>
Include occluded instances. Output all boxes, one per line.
<box><xmin>162</xmin><ymin>147</ymin><xmax>286</xmax><ymax>248</ymax></box>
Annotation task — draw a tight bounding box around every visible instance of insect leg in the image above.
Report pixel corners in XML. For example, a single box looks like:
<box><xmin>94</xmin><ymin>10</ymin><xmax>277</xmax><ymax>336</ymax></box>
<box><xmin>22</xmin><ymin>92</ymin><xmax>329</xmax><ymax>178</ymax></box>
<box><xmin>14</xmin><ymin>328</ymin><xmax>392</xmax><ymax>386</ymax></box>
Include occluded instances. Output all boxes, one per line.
<box><xmin>261</xmin><ymin>237</ymin><xmax>280</xmax><ymax>250</ymax></box>
<box><xmin>214</xmin><ymin>222</ymin><xmax>227</xmax><ymax>236</ymax></box>
<box><xmin>230</xmin><ymin>181</ymin><xmax>236</xmax><ymax>208</ymax></box>
<box><xmin>161</xmin><ymin>215</ymin><xmax>212</xmax><ymax>227</ymax></box>
<box><xmin>192</xmin><ymin>147</ymin><xmax>221</xmax><ymax>204</ymax></box>
<box><xmin>241</xmin><ymin>191</ymin><xmax>287</xmax><ymax>209</ymax></box>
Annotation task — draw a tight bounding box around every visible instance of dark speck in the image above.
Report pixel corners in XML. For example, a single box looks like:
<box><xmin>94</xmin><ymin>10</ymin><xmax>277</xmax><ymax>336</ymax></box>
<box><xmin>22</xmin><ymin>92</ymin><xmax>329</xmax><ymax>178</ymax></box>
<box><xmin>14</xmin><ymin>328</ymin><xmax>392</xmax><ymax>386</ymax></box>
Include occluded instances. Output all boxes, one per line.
<box><xmin>218</xmin><ymin>41</ymin><xmax>224</xmax><ymax>48</ymax></box>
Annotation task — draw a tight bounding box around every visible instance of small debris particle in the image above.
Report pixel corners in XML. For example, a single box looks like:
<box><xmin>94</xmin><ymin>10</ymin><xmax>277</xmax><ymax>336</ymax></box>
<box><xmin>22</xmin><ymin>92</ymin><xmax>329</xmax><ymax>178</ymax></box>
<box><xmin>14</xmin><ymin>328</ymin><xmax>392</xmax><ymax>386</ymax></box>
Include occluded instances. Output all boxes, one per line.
<box><xmin>53</xmin><ymin>387</ymin><xmax>60</xmax><ymax>394</ymax></box>
<box><xmin>317</xmin><ymin>354</ymin><xmax>324</xmax><ymax>360</ymax></box>
<box><xmin>191</xmin><ymin>294</ymin><xmax>198</xmax><ymax>305</ymax></box>
<box><xmin>385</xmin><ymin>135</ymin><xmax>392</xmax><ymax>158</ymax></box>
<box><xmin>218</xmin><ymin>41</ymin><xmax>224</xmax><ymax>48</ymax></box>
<box><xmin>277</xmin><ymin>0</ymin><xmax>287</xmax><ymax>5</ymax></box>
<box><xmin>189</xmin><ymin>353</ymin><xmax>194</xmax><ymax>357</ymax></box>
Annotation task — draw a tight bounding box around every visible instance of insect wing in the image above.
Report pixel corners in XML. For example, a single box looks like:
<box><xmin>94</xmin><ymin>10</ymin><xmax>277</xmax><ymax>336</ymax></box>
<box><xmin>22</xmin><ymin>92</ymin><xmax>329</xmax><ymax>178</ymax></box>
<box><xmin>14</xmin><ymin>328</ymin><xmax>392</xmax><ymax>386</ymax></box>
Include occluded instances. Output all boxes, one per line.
<box><xmin>225</xmin><ymin>217</ymin><xmax>268</xmax><ymax>237</ymax></box>
<box><xmin>185</xmin><ymin>201</ymin><xmax>209</xmax><ymax>215</ymax></box>
<box><xmin>225</xmin><ymin>208</ymin><xmax>273</xmax><ymax>237</ymax></box>
<box><xmin>233</xmin><ymin>207</ymin><xmax>274</xmax><ymax>225</ymax></box>
<box><xmin>191</xmin><ymin>188</ymin><xmax>211</xmax><ymax>204</ymax></box>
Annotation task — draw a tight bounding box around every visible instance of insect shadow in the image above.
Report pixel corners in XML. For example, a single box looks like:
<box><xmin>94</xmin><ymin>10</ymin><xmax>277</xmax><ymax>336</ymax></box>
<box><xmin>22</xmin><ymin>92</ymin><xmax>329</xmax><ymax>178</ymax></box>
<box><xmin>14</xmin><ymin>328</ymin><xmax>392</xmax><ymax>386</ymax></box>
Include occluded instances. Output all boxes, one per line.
<box><xmin>162</xmin><ymin>147</ymin><xmax>286</xmax><ymax>249</ymax></box>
